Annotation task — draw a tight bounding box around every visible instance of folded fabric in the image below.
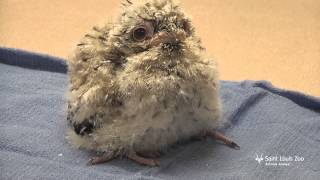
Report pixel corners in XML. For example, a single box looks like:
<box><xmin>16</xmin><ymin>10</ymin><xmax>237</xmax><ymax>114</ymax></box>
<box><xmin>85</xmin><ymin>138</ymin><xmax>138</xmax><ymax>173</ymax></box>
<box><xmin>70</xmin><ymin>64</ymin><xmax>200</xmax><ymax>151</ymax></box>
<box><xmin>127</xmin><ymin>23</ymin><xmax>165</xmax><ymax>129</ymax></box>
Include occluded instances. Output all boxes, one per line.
<box><xmin>1</xmin><ymin>47</ymin><xmax>319</xmax><ymax>180</ymax></box>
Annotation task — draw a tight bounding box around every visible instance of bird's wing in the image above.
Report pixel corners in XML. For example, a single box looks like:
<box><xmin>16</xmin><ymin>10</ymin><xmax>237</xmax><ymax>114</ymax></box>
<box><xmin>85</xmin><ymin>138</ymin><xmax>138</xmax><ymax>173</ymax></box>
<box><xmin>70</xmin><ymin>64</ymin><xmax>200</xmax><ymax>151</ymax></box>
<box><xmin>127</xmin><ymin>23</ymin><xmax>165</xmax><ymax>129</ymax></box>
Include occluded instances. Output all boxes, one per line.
<box><xmin>67</xmin><ymin>24</ymin><xmax>122</xmax><ymax>136</ymax></box>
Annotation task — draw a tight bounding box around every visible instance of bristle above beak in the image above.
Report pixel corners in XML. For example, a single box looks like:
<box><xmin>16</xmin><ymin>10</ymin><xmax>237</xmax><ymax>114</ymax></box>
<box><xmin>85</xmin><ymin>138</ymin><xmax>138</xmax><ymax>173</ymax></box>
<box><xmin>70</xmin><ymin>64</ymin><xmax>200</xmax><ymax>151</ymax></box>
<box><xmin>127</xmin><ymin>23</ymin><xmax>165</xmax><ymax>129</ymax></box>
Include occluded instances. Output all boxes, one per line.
<box><xmin>148</xmin><ymin>30</ymin><xmax>186</xmax><ymax>48</ymax></box>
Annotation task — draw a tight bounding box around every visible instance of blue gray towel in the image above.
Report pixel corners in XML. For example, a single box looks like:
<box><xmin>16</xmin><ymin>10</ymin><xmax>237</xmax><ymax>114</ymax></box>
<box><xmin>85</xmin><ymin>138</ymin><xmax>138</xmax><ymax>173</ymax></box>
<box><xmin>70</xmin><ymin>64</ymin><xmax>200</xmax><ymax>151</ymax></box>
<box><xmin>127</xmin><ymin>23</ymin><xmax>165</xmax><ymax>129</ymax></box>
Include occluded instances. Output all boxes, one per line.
<box><xmin>1</xmin><ymin>47</ymin><xmax>319</xmax><ymax>180</ymax></box>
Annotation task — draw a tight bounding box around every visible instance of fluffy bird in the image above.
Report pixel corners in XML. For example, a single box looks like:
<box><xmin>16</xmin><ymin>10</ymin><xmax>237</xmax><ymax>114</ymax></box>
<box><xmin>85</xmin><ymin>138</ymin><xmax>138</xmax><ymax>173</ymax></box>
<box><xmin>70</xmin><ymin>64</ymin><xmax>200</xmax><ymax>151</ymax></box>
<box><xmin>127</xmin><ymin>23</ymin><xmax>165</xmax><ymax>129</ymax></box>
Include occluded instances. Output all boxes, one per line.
<box><xmin>67</xmin><ymin>0</ymin><xmax>239</xmax><ymax>166</ymax></box>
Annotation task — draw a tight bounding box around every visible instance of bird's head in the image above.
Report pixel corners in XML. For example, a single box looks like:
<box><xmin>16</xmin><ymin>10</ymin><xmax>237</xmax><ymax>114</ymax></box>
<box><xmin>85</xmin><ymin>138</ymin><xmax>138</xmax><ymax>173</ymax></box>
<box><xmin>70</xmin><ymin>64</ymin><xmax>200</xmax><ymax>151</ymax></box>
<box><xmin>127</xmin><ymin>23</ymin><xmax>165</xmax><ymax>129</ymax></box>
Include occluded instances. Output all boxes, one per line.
<box><xmin>106</xmin><ymin>0</ymin><xmax>202</xmax><ymax>69</ymax></box>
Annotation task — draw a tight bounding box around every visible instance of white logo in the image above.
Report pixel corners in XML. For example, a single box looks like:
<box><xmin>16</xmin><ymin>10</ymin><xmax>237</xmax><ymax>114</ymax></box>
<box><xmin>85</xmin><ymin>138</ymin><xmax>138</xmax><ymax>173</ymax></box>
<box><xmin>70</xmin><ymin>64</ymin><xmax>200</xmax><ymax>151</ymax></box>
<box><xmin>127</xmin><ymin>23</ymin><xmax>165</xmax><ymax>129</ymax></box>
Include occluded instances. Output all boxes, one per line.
<box><xmin>254</xmin><ymin>153</ymin><xmax>304</xmax><ymax>167</ymax></box>
<box><xmin>255</xmin><ymin>153</ymin><xmax>264</xmax><ymax>164</ymax></box>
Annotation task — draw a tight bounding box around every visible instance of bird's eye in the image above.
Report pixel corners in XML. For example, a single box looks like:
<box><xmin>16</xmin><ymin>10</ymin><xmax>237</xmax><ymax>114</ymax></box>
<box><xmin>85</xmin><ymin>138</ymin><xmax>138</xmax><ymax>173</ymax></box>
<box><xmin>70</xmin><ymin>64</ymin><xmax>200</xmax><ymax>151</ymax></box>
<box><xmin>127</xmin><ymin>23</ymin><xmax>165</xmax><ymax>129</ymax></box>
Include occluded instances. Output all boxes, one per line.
<box><xmin>132</xmin><ymin>27</ymin><xmax>147</xmax><ymax>41</ymax></box>
<box><xmin>132</xmin><ymin>21</ymin><xmax>155</xmax><ymax>42</ymax></box>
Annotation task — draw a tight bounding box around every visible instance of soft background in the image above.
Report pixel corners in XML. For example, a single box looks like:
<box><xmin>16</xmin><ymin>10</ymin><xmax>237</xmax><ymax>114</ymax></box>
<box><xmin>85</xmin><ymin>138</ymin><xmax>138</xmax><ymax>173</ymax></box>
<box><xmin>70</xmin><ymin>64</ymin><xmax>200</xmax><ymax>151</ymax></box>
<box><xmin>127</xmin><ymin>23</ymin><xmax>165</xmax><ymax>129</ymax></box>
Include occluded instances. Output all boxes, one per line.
<box><xmin>1</xmin><ymin>0</ymin><xmax>319</xmax><ymax>96</ymax></box>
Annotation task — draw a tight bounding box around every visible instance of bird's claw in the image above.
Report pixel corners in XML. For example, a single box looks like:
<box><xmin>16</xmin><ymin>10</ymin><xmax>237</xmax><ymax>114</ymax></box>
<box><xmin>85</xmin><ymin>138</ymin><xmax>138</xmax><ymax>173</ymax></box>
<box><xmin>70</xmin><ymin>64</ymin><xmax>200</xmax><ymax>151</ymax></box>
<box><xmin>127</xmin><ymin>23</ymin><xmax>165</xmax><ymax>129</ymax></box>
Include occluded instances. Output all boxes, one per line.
<box><xmin>87</xmin><ymin>152</ymin><xmax>115</xmax><ymax>165</ymax></box>
<box><xmin>127</xmin><ymin>151</ymin><xmax>160</xmax><ymax>167</ymax></box>
<box><xmin>207</xmin><ymin>130</ymin><xmax>240</xmax><ymax>150</ymax></box>
<box><xmin>229</xmin><ymin>141</ymin><xmax>240</xmax><ymax>150</ymax></box>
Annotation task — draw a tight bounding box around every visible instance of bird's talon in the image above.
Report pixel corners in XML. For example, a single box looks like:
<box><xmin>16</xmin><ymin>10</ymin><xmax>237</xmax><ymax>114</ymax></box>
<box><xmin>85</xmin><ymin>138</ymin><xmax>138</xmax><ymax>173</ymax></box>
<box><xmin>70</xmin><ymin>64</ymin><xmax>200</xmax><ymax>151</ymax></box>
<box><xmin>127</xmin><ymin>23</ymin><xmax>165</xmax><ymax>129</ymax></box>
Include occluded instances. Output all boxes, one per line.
<box><xmin>208</xmin><ymin>130</ymin><xmax>240</xmax><ymax>150</ymax></box>
<box><xmin>230</xmin><ymin>142</ymin><xmax>240</xmax><ymax>150</ymax></box>
<box><xmin>87</xmin><ymin>152</ymin><xmax>115</xmax><ymax>165</ymax></box>
<box><xmin>127</xmin><ymin>152</ymin><xmax>160</xmax><ymax>167</ymax></box>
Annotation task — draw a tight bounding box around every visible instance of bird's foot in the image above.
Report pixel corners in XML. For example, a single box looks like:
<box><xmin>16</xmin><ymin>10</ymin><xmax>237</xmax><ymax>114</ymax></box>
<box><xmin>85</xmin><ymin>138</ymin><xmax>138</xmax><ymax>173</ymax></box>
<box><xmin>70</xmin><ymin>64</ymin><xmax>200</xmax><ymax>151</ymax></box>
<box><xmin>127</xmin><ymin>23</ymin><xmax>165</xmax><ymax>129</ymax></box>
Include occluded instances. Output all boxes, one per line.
<box><xmin>206</xmin><ymin>130</ymin><xmax>240</xmax><ymax>150</ymax></box>
<box><xmin>127</xmin><ymin>151</ymin><xmax>160</xmax><ymax>167</ymax></box>
<box><xmin>87</xmin><ymin>151</ymin><xmax>116</xmax><ymax>165</ymax></box>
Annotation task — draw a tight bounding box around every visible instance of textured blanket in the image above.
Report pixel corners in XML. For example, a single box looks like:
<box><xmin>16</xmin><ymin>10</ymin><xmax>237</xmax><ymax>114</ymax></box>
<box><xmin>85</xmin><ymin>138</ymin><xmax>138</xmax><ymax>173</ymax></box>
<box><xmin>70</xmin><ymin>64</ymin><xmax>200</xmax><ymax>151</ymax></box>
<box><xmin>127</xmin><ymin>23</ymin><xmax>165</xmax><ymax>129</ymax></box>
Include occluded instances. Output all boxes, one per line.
<box><xmin>1</xmin><ymin>47</ymin><xmax>319</xmax><ymax>180</ymax></box>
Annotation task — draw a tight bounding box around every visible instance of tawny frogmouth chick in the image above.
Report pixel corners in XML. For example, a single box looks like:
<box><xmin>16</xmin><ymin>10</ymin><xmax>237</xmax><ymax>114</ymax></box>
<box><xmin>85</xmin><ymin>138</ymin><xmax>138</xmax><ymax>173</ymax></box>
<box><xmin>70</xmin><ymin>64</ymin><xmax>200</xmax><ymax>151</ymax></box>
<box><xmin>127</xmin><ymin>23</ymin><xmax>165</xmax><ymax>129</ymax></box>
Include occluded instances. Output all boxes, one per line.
<box><xmin>67</xmin><ymin>0</ymin><xmax>239</xmax><ymax>167</ymax></box>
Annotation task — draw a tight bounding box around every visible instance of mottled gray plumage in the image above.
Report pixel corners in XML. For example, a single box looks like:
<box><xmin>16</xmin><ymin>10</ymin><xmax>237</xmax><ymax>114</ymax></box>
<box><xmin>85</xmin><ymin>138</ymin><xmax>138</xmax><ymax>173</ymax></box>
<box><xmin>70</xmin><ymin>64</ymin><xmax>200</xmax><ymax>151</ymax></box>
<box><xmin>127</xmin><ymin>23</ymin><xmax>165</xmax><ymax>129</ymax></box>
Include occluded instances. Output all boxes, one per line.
<box><xmin>67</xmin><ymin>0</ymin><xmax>238</xmax><ymax>166</ymax></box>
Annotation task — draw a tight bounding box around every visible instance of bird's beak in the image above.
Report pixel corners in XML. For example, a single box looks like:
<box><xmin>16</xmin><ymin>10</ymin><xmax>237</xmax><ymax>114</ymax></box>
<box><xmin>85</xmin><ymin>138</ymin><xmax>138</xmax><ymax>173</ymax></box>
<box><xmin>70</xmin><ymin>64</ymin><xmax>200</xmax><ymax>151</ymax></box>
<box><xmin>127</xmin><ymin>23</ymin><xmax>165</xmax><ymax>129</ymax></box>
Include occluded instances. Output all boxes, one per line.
<box><xmin>148</xmin><ymin>30</ymin><xmax>186</xmax><ymax>48</ymax></box>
